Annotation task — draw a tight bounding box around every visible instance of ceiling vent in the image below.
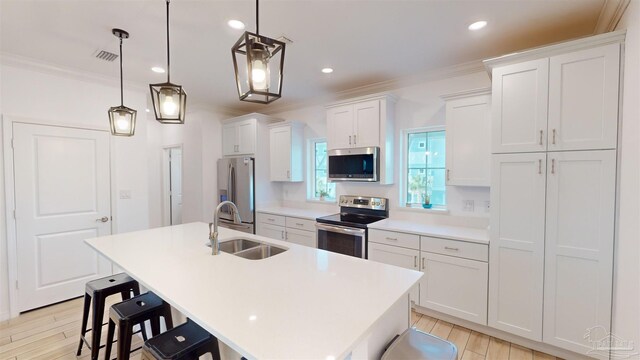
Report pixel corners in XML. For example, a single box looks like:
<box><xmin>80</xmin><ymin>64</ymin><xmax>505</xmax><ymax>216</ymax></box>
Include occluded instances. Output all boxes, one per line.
<box><xmin>94</xmin><ymin>49</ymin><xmax>118</xmax><ymax>62</ymax></box>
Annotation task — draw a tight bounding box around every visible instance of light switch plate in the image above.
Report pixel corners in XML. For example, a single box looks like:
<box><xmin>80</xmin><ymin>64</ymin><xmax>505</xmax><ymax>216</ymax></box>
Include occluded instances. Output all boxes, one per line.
<box><xmin>463</xmin><ymin>200</ymin><xmax>475</xmax><ymax>212</ymax></box>
<box><xmin>119</xmin><ymin>190</ymin><xmax>132</xmax><ymax>199</ymax></box>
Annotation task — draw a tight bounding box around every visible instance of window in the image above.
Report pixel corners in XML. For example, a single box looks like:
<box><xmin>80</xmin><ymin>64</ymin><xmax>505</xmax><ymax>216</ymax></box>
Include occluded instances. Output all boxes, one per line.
<box><xmin>405</xmin><ymin>129</ymin><xmax>446</xmax><ymax>208</ymax></box>
<box><xmin>310</xmin><ymin>139</ymin><xmax>336</xmax><ymax>201</ymax></box>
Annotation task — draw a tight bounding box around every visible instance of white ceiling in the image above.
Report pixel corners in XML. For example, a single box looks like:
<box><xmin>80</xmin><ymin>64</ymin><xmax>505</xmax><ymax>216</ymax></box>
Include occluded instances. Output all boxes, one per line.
<box><xmin>0</xmin><ymin>0</ymin><xmax>606</xmax><ymax>113</ymax></box>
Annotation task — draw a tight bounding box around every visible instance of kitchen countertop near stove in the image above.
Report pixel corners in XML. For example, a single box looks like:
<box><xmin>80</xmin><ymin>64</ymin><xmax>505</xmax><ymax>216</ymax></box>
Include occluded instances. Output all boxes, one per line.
<box><xmin>369</xmin><ymin>219</ymin><xmax>489</xmax><ymax>244</ymax></box>
<box><xmin>257</xmin><ymin>206</ymin><xmax>335</xmax><ymax>220</ymax></box>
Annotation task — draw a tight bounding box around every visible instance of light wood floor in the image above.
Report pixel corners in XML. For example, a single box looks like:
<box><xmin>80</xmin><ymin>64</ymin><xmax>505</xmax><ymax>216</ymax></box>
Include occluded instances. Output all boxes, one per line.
<box><xmin>411</xmin><ymin>310</ymin><xmax>562</xmax><ymax>360</ymax></box>
<box><xmin>0</xmin><ymin>297</ymin><xmax>561</xmax><ymax>360</ymax></box>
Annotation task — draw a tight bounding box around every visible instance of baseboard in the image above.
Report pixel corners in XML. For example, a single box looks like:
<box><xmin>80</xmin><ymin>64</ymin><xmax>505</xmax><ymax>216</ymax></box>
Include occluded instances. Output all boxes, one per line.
<box><xmin>412</xmin><ymin>305</ymin><xmax>594</xmax><ymax>360</ymax></box>
<box><xmin>0</xmin><ymin>310</ymin><xmax>10</xmax><ymax>322</ymax></box>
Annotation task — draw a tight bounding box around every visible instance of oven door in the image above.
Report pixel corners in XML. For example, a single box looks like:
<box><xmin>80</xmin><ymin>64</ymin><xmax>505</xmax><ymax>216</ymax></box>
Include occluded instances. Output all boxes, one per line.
<box><xmin>316</xmin><ymin>223</ymin><xmax>366</xmax><ymax>258</ymax></box>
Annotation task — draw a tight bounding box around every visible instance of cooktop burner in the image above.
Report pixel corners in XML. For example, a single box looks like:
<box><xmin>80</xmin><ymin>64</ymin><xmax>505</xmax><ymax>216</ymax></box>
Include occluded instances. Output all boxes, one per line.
<box><xmin>316</xmin><ymin>195</ymin><xmax>389</xmax><ymax>229</ymax></box>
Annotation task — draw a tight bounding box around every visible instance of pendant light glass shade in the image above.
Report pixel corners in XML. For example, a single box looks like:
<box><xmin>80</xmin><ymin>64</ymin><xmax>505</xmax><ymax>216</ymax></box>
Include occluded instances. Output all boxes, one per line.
<box><xmin>150</xmin><ymin>0</ymin><xmax>186</xmax><ymax>124</ymax></box>
<box><xmin>108</xmin><ymin>28</ymin><xmax>136</xmax><ymax>137</ymax></box>
<box><xmin>231</xmin><ymin>0</ymin><xmax>285</xmax><ymax>104</ymax></box>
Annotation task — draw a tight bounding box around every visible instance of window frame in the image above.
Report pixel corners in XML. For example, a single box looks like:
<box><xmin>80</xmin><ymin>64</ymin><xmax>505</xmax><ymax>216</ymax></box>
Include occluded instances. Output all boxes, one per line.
<box><xmin>400</xmin><ymin>125</ymin><xmax>447</xmax><ymax>210</ymax></box>
<box><xmin>307</xmin><ymin>138</ymin><xmax>336</xmax><ymax>202</ymax></box>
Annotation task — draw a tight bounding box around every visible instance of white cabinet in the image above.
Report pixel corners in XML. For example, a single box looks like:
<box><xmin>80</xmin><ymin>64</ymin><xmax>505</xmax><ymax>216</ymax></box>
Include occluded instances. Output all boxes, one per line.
<box><xmin>269</xmin><ymin>122</ymin><xmax>303</xmax><ymax>182</ymax></box>
<box><xmin>488</xmin><ymin>153</ymin><xmax>547</xmax><ymax>340</ymax></box>
<box><xmin>491</xmin><ymin>58</ymin><xmax>549</xmax><ymax>154</ymax></box>
<box><xmin>222</xmin><ymin>119</ymin><xmax>256</xmax><ymax>156</ymax></box>
<box><xmin>490</xmin><ymin>43</ymin><xmax>620</xmax><ymax>154</ymax></box>
<box><xmin>547</xmin><ymin>44</ymin><xmax>620</xmax><ymax>151</ymax></box>
<box><xmin>542</xmin><ymin>150</ymin><xmax>616</xmax><ymax>354</ymax></box>
<box><xmin>419</xmin><ymin>252</ymin><xmax>488</xmax><ymax>325</ymax></box>
<box><xmin>368</xmin><ymin>242</ymin><xmax>419</xmax><ymax>304</ymax></box>
<box><xmin>442</xmin><ymin>88</ymin><xmax>491</xmax><ymax>186</ymax></box>
<box><xmin>326</xmin><ymin>94</ymin><xmax>395</xmax><ymax>184</ymax></box>
<box><xmin>257</xmin><ymin>212</ymin><xmax>317</xmax><ymax>248</ymax></box>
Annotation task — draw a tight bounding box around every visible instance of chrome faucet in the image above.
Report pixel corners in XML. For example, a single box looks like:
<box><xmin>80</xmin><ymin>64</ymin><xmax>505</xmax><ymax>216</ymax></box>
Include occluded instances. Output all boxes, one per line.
<box><xmin>210</xmin><ymin>201</ymin><xmax>242</xmax><ymax>255</ymax></box>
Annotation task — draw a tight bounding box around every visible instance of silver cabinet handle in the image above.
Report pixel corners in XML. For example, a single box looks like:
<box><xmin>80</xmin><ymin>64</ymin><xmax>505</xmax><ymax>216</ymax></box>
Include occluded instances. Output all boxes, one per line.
<box><xmin>349</xmin><ymin>135</ymin><xmax>351</xmax><ymax>145</ymax></box>
<box><xmin>446</xmin><ymin>169</ymin><xmax>450</xmax><ymax>181</ymax></box>
<box><xmin>538</xmin><ymin>159</ymin><xmax>542</xmax><ymax>174</ymax></box>
<box><xmin>281</xmin><ymin>230</ymin><xmax>285</xmax><ymax>240</ymax></box>
<box><xmin>551</xmin><ymin>159</ymin><xmax>555</xmax><ymax>174</ymax></box>
<box><xmin>444</xmin><ymin>246</ymin><xmax>459</xmax><ymax>251</ymax></box>
<box><xmin>96</xmin><ymin>216</ymin><xmax>109</xmax><ymax>223</ymax></box>
<box><xmin>353</xmin><ymin>134</ymin><xmax>357</xmax><ymax>144</ymax></box>
<box><xmin>552</xmin><ymin>129</ymin><xmax>557</xmax><ymax>145</ymax></box>
<box><xmin>539</xmin><ymin>130</ymin><xmax>543</xmax><ymax>146</ymax></box>
<box><xmin>414</xmin><ymin>255</ymin><xmax>417</xmax><ymax>268</ymax></box>
<box><xmin>287</xmin><ymin>170</ymin><xmax>290</xmax><ymax>179</ymax></box>
<box><xmin>422</xmin><ymin>257</ymin><xmax>425</xmax><ymax>270</ymax></box>
<box><xmin>385</xmin><ymin>237</ymin><xmax>398</xmax><ymax>241</ymax></box>
<box><xmin>296</xmin><ymin>223</ymin><xmax>304</xmax><ymax>226</ymax></box>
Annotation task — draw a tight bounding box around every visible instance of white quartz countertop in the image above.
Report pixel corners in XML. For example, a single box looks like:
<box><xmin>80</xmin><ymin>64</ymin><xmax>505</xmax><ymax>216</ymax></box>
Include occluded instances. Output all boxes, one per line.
<box><xmin>369</xmin><ymin>219</ymin><xmax>489</xmax><ymax>244</ymax></box>
<box><xmin>85</xmin><ymin>222</ymin><xmax>422</xmax><ymax>360</ymax></box>
<box><xmin>257</xmin><ymin>206</ymin><xmax>335</xmax><ymax>220</ymax></box>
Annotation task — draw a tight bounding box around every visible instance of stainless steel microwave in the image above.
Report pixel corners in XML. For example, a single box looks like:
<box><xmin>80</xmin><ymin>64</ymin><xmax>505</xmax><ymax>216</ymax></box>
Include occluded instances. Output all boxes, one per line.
<box><xmin>328</xmin><ymin>147</ymin><xmax>379</xmax><ymax>182</ymax></box>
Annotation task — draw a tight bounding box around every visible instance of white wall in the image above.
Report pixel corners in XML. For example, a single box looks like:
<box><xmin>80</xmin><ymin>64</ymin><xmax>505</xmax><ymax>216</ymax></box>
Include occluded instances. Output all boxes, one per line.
<box><xmin>0</xmin><ymin>63</ymin><xmax>153</xmax><ymax>319</ymax></box>
<box><xmin>612</xmin><ymin>1</ymin><xmax>640</xmax><ymax>357</ymax></box>
<box><xmin>272</xmin><ymin>71</ymin><xmax>492</xmax><ymax>227</ymax></box>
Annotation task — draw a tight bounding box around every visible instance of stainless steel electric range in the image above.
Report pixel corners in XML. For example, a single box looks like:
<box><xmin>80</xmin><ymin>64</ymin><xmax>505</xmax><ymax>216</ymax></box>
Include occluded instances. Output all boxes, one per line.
<box><xmin>315</xmin><ymin>195</ymin><xmax>389</xmax><ymax>259</ymax></box>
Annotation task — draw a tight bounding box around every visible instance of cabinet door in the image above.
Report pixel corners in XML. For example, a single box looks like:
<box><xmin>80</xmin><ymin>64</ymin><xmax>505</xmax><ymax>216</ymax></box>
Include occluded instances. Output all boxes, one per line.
<box><xmin>446</xmin><ymin>94</ymin><xmax>491</xmax><ymax>186</ymax></box>
<box><xmin>492</xmin><ymin>59</ymin><xmax>549</xmax><ymax>154</ymax></box>
<box><xmin>543</xmin><ymin>150</ymin><xmax>615</xmax><ymax>354</ymax></box>
<box><xmin>257</xmin><ymin>223</ymin><xmax>285</xmax><ymax>241</ymax></box>
<box><xmin>327</xmin><ymin>105</ymin><xmax>354</xmax><ymax>150</ymax></box>
<box><xmin>489</xmin><ymin>153</ymin><xmax>546</xmax><ymax>340</ymax></box>
<box><xmin>286</xmin><ymin>228</ymin><xmax>317</xmax><ymax>248</ymax></box>
<box><xmin>548</xmin><ymin>44</ymin><xmax>620</xmax><ymax>151</ymax></box>
<box><xmin>222</xmin><ymin>123</ymin><xmax>238</xmax><ymax>156</ymax></box>
<box><xmin>269</xmin><ymin>126</ymin><xmax>292</xmax><ymax>181</ymax></box>
<box><xmin>236</xmin><ymin>120</ymin><xmax>256</xmax><ymax>155</ymax></box>
<box><xmin>368</xmin><ymin>242</ymin><xmax>419</xmax><ymax>304</ymax></box>
<box><xmin>419</xmin><ymin>252</ymin><xmax>488</xmax><ymax>325</ymax></box>
<box><xmin>353</xmin><ymin>100</ymin><xmax>380</xmax><ymax>148</ymax></box>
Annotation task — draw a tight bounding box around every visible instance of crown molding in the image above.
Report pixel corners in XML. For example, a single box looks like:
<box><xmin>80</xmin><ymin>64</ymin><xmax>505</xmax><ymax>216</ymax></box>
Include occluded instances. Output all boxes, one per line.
<box><xmin>594</xmin><ymin>0</ymin><xmax>631</xmax><ymax>34</ymax></box>
<box><xmin>440</xmin><ymin>87</ymin><xmax>491</xmax><ymax>101</ymax></box>
<box><xmin>0</xmin><ymin>52</ymin><xmax>149</xmax><ymax>92</ymax></box>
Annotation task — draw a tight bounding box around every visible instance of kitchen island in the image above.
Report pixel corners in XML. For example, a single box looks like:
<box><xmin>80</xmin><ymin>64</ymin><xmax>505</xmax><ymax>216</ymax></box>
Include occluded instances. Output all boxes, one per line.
<box><xmin>85</xmin><ymin>222</ymin><xmax>422</xmax><ymax>360</ymax></box>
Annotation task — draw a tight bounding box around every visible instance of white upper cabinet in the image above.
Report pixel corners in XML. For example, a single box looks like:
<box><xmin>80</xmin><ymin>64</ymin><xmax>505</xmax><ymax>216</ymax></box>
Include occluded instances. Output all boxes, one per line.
<box><xmin>326</xmin><ymin>94</ymin><xmax>395</xmax><ymax>184</ymax></box>
<box><xmin>269</xmin><ymin>122</ymin><xmax>303</xmax><ymax>182</ymax></box>
<box><xmin>222</xmin><ymin>118</ymin><xmax>256</xmax><ymax>156</ymax></box>
<box><xmin>489</xmin><ymin>153</ymin><xmax>547</xmax><ymax>341</ymax></box>
<box><xmin>543</xmin><ymin>150</ymin><xmax>616</xmax><ymax>355</ymax></box>
<box><xmin>491</xmin><ymin>58</ymin><xmax>549</xmax><ymax>154</ymax></box>
<box><xmin>442</xmin><ymin>88</ymin><xmax>491</xmax><ymax>186</ymax></box>
<box><xmin>548</xmin><ymin>44</ymin><xmax>620</xmax><ymax>151</ymax></box>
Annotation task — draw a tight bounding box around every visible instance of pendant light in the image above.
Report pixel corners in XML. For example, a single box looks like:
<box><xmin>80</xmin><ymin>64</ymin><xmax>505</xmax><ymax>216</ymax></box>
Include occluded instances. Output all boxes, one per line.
<box><xmin>150</xmin><ymin>0</ymin><xmax>187</xmax><ymax>123</ymax></box>
<box><xmin>108</xmin><ymin>28</ymin><xmax>136</xmax><ymax>136</ymax></box>
<box><xmin>231</xmin><ymin>0</ymin><xmax>285</xmax><ymax>104</ymax></box>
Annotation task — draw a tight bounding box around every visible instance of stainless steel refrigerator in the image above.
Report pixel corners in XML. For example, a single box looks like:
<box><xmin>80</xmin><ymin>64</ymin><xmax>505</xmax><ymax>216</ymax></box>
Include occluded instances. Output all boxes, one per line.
<box><xmin>217</xmin><ymin>157</ymin><xmax>255</xmax><ymax>234</ymax></box>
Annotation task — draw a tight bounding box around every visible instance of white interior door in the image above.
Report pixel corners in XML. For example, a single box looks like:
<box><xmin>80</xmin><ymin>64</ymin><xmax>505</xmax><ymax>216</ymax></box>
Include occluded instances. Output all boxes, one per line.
<box><xmin>13</xmin><ymin>123</ymin><xmax>112</xmax><ymax>312</ymax></box>
<box><xmin>169</xmin><ymin>147</ymin><xmax>183</xmax><ymax>225</ymax></box>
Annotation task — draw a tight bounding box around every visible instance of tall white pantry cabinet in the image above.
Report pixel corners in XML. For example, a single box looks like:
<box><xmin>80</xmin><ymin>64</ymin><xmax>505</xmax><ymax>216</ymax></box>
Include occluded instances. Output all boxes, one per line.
<box><xmin>485</xmin><ymin>31</ymin><xmax>623</xmax><ymax>358</ymax></box>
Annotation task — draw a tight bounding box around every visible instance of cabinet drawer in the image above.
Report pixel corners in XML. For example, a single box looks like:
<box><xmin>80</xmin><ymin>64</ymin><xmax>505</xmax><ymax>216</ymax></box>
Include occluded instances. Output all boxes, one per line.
<box><xmin>421</xmin><ymin>236</ymin><xmax>488</xmax><ymax>262</ymax></box>
<box><xmin>257</xmin><ymin>223</ymin><xmax>285</xmax><ymax>241</ymax></box>
<box><xmin>285</xmin><ymin>217</ymin><xmax>316</xmax><ymax>232</ymax></box>
<box><xmin>257</xmin><ymin>213</ymin><xmax>286</xmax><ymax>227</ymax></box>
<box><xmin>286</xmin><ymin>227</ymin><xmax>317</xmax><ymax>248</ymax></box>
<box><xmin>369</xmin><ymin>229</ymin><xmax>419</xmax><ymax>250</ymax></box>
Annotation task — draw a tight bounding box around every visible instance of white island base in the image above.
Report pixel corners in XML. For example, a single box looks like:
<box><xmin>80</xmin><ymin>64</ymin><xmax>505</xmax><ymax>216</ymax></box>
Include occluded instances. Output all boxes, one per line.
<box><xmin>87</xmin><ymin>223</ymin><xmax>421</xmax><ymax>360</ymax></box>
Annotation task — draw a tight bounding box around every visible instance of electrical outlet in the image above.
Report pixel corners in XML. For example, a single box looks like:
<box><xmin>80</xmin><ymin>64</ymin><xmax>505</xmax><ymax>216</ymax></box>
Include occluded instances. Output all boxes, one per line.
<box><xmin>119</xmin><ymin>190</ymin><xmax>132</xmax><ymax>199</ymax></box>
<box><xmin>484</xmin><ymin>200</ymin><xmax>491</xmax><ymax>212</ymax></box>
<box><xmin>463</xmin><ymin>200</ymin><xmax>475</xmax><ymax>212</ymax></box>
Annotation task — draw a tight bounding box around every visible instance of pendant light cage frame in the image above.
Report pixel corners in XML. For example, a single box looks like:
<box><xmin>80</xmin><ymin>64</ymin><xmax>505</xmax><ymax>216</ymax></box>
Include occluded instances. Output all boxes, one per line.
<box><xmin>108</xmin><ymin>28</ymin><xmax>137</xmax><ymax>137</ymax></box>
<box><xmin>150</xmin><ymin>0</ymin><xmax>187</xmax><ymax>124</ymax></box>
<box><xmin>232</xmin><ymin>32</ymin><xmax>285</xmax><ymax>104</ymax></box>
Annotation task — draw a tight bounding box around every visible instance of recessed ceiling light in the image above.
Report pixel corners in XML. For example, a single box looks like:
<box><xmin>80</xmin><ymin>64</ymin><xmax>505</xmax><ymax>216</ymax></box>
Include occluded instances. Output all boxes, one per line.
<box><xmin>468</xmin><ymin>21</ymin><xmax>488</xmax><ymax>31</ymax></box>
<box><xmin>228</xmin><ymin>19</ymin><xmax>245</xmax><ymax>30</ymax></box>
<box><xmin>151</xmin><ymin>66</ymin><xmax>165</xmax><ymax>73</ymax></box>
<box><xmin>321</xmin><ymin>68</ymin><xmax>334</xmax><ymax>74</ymax></box>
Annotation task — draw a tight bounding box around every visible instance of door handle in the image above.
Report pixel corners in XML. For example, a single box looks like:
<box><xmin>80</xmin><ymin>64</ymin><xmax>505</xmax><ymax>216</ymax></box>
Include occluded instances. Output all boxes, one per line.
<box><xmin>539</xmin><ymin>130</ymin><xmax>543</xmax><ymax>146</ymax></box>
<box><xmin>96</xmin><ymin>216</ymin><xmax>109</xmax><ymax>223</ymax></box>
<box><xmin>538</xmin><ymin>159</ymin><xmax>542</xmax><ymax>174</ymax></box>
<box><xmin>552</xmin><ymin>129</ymin><xmax>557</xmax><ymax>145</ymax></box>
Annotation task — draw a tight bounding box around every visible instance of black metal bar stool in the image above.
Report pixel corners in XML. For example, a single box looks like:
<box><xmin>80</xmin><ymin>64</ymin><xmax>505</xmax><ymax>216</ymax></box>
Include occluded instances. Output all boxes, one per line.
<box><xmin>77</xmin><ymin>273</ymin><xmax>141</xmax><ymax>360</ymax></box>
<box><xmin>104</xmin><ymin>291</ymin><xmax>174</xmax><ymax>360</ymax></box>
<box><xmin>141</xmin><ymin>319</ymin><xmax>221</xmax><ymax>360</ymax></box>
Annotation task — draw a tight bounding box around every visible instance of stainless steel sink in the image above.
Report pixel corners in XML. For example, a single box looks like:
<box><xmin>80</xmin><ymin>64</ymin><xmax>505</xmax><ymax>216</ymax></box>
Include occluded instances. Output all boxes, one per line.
<box><xmin>207</xmin><ymin>238</ymin><xmax>286</xmax><ymax>260</ymax></box>
<box><xmin>234</xmin><ymin>244</ymin><xmax>287</xmax><ymax>260</ymax></box>
<box><xmin>217</xmin><ymin>238</ymin><xmax>262</xmax><ymax>253</ymax></box>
